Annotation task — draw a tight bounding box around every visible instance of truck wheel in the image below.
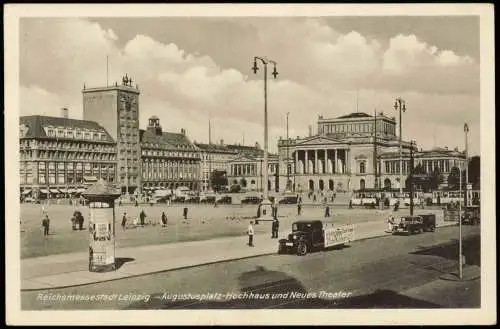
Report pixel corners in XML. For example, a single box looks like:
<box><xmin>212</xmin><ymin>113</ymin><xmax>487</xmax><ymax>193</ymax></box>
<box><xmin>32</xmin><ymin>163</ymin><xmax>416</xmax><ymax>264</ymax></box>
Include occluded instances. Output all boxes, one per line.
<box><xmin>297</xmin><ymin>242</ymin><xmax>307</xmax><ymax>256</ymax></box>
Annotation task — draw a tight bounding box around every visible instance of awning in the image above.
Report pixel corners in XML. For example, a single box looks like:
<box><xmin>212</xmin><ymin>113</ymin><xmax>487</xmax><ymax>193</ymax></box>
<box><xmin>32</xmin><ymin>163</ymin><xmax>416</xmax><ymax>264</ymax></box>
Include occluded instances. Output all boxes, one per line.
<box><xmin>68</xmin><ymin>189</ymin><xmax>76</xmax><ymax>193</ymax></box>
<box><xmin>59</xmin><ymin>188</ymin><xmax>68</xmax><ymax>193</ymax></box>
<box><xmin>22</xmin><ymin>189</ymin><xmax>32</xmax><ymax>195</ymax></box>
<box><xmin>76</xmin><ymin>188</ymin><xmax>86</xmax><ymax>193</ymax></box>
<box><xmin>50</xmin><ymin>189</ymin><xmax>60</xmax><ymax>193</ymax></box>
<box><xmin>40</xmin><ymin>189</ymin><xmax>49</xmax><ymax>194</ymax></box>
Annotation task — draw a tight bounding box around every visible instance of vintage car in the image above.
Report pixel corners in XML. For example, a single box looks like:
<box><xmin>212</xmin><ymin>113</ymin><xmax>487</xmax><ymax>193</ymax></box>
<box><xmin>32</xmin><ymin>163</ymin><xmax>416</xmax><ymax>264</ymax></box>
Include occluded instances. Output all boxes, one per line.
<box><xmin>278</xmin><ymin>196</ymin><xmax>298</xmax><ymax>204</ymax></box>
<box><xmin>462</xmin><ymin>207</ymin><xmax>480</xmax><ymax>225</ymax></box>
<box><xmin>241</xmin><ymin>196</ymin><xmax>262</xmax><ymax>205</ymax></box>
<box><xmin>278</xmin><ymin>220</ymin><xmax>355</xmax><ymax>256</ymax></box>
<box><xmin>392</xmin><ymin>215</ymin><xmax>436</xmax><ymax>235</ymax></box>
<box><xmin>216</xmin><ymin>195</ymin><xmax>232</xmax><ymax>204</ymax></box>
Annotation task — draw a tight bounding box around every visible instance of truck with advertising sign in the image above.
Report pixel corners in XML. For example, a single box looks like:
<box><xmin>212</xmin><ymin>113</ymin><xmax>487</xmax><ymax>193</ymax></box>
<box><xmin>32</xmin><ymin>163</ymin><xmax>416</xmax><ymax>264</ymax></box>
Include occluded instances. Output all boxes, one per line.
<box><xmin>278</xmin><ymin>220</ymin><xmax>355</xmax><ymax>256</ymax></box>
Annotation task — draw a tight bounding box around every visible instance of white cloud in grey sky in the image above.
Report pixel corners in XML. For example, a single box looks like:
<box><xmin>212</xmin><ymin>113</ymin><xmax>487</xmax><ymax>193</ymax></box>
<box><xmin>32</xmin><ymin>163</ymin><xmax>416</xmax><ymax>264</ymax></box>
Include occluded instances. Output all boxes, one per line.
<box><xmin>19</xmin><ymin>17</ymin><xmax>480</xmax><ymax>155</ymax></box>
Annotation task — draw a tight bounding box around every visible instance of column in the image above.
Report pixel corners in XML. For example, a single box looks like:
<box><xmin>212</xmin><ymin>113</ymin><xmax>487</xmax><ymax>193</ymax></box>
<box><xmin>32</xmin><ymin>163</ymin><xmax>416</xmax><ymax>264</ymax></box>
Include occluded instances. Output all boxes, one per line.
<box><xmin>314</xmin><ymin>150</ymin><xmax>318</xmax><ymax>174</ymax></box>
<box><xmin>334</xmin><ymin>149</ymin><xmax>338</xmax><ymax>174</ymax></box>
<box><xmin>305</xmin><ymin>150</ymin><xmax>309</xmax><ymax>174</ymax></box>
<box><xmin>295</xmin><ymin>150</ymin><xmax>299</xmax><ymax>175</ymax></box>
<box><xmin>324</xmin><ymin>149</ymin><xmax>328</xmax><ymax>174</ymax></box>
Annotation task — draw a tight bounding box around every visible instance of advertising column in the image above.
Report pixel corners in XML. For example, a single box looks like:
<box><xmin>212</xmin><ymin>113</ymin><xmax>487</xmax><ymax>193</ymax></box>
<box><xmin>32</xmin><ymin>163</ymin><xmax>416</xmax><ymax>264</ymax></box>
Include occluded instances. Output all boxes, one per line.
<box><xmin>83</xmin><ymin>179</ymin><xmax>121</xmax><ymax>273</ymax></box>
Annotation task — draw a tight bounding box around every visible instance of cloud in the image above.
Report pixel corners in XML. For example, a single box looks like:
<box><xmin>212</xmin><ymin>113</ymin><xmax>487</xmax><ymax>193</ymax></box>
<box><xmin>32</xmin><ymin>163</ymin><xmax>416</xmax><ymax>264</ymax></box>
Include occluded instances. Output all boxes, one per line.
<box><xmin>19</xmin><ymin>17</ymin><xmax>480</xmax><ymax>155</ymax></box>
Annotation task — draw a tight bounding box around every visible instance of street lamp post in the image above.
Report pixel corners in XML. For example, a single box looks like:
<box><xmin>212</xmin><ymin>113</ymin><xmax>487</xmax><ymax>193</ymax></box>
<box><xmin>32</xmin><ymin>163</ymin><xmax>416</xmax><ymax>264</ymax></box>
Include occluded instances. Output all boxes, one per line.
<box><xmin>394</xmin><ymin>98</ymin><xmax>406</xmax><ymax>199</ymax></box>
<box><xmin>286</xmin><ymin>112</ymin><xmax>290</xmax><ymax>192</ymax></box>
<box><xmin>459</xmin><ymin>154</ymin><xmax>463</xmax><ymax>280</ymax></box>
<box><xmin>252</xmin><ymin>56</ymin><xmax>278</xmax><ymax>221</ymax></box>
<box><xmin>464</xmin><ymin>123</ymin><xmax>469</xmax><ymax>207</ymax></box>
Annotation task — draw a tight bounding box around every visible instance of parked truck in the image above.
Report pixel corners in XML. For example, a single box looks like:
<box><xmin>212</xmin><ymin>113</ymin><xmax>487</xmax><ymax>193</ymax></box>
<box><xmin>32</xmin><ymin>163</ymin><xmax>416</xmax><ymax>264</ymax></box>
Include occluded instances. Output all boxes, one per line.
<box><xmin>278</xmin><ymin>220</ymin><xmax>355</xmax><ymax>256</ymax></box>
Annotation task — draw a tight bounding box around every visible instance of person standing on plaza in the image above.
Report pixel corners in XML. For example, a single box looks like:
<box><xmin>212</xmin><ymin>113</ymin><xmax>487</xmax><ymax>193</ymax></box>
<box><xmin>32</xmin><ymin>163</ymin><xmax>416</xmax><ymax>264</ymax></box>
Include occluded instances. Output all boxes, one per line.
<box><xmin>161</xmin><ymin>211</ymin><xmax>168</xmax><ymax>227</ymax></box>
<box><xmin>183</xmin><ymin>207</ymin><xmax>188</xmax><ymax>220</ymax></box>
<box><xmin>386</xmin><ymin>215</ymin><xmax>395</xmax><ymax>233</ymax></box>
<box><xmin>297</xmin><ymin>202</ymin><xmax>302</xmax><ymax>215</ymax></box>
<box><xmin>78</xmin><ymin>212</ymin><xmax>85</xmax><ymax>230</ymax></box>
<box><xmin>324</xmin><ymin>205</ymin><xmax>330</xmax><ymax>218</ymax></box>
<box><xmin>70</xmin><ymin>214</ymin><xmax>77</xmax><ymax>231</ymax></box>
<box><xmin>121</xmin><ymin>212</ymin><xmax>127</xmax><ymax>230</ymax></box>
<box><xmin>247</xmin><ymin>221</ymin><xmax>254</xmax><ymax>247</ymax></box>
<box><xmin>139</xmin><ymin>209</ymin><xmax>147</xmax><ymax>226</ymax></box>
<box><xmin>41</xmin><ymin>214</ymin><xmax>50</xmax><ymax>237</ymax></box>
<box><xmin>272</xmin><ymin>219</ymin><xmax>280</xmax><ymax>238</ymax></box>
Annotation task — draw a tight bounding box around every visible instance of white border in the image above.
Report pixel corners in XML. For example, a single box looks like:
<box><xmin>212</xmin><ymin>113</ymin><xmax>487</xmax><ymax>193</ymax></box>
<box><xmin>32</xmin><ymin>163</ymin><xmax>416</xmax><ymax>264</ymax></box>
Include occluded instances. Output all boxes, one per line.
<box><xmin>4</xmin><ymin>3</ymin><xmax>496</xmax><ymax>325</ymax></box>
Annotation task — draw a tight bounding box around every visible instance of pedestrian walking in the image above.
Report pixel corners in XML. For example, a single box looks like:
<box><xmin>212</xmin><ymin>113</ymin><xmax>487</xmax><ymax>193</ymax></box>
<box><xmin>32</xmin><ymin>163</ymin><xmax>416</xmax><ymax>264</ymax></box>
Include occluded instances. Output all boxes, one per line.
<box><xmin>297</xmin><ymin>203</ymin><xmax>302</xmax><ymax>215</ymax></box>
<box><xmin>313</xmin><ymin>194</ymin><xmax>317</xmax><ymax>202</ymax></box>
<box><xmin>324</xmin><ymin>205</ymin><xmax>330</xmax><ymax>217</ymax></box>
<box><xmin>42</xmin><ymin>214</ymin><xmax>50</xmax><ymax>237</ymax></box>
<box><xmin>247</xmin><ymin>221</ymin><xmax>254</xmax><ymax>247</ymax></box>
<box><xmin>121</xmin><ymin>212</ymin><xmax>127</xmax><ymax>230</ymax></box>
<box><xmin>161</xmin><ymin>211</ymin><xmax>168</xmax><ymax>227</ymax></box>
<box><xmin>183</xmin><ymin>207</ymin><xmax>188</xmax><ymax>220</ymax></box>
<box><xmin>139</xmin><ymin>210</ymin><xmax>147</xmax><ymax>226</ymax></box>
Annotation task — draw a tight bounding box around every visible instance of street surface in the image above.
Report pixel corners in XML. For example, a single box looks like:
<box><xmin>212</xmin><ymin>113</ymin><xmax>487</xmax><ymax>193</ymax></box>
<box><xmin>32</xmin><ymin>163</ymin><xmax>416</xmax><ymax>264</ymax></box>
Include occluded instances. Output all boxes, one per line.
<box><xmin>22</xmin><ymin>225</ymin><xmax>480</xmax><ymax>310</ymax></box>
<box><xmin>20</xmin><ymin>203</ymin><xmax>444</xmax><ymax>258</ymax></box>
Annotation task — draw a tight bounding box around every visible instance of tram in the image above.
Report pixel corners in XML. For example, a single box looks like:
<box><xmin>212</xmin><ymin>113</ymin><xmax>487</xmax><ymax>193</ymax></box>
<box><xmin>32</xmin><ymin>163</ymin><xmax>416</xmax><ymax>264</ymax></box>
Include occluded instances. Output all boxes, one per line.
<box><xmin>350</xmin><ymin>188</ymin><xmax>424</xmax><ymax>208</ymax></box>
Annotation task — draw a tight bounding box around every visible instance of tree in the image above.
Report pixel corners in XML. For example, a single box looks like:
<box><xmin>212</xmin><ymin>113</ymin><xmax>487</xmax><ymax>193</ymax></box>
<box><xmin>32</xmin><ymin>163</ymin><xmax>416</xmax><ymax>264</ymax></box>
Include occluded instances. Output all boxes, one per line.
<box><xmin>468</xmin><ymin>156</ymin><xmax>480</xmax><ymax>187</ymax></box>
<box><xmin>447</xmin><ymin>166</ymin><xmax>461</xmax><ymax>190</ymax></box>
<box><xmin>429</xmin><ymin>168</ymin><xmax>444</xmax><ymax>190</ymax></box>
<box><xmin>210</xmin><ymin>170</ymin><xmax>228</xmax><ymax>192</ymax></box>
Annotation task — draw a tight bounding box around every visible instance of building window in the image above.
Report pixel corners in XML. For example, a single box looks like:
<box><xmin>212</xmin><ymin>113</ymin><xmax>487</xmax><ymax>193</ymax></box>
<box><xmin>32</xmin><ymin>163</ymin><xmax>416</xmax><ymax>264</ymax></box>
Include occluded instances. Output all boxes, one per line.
<box><xmin>359</xmin><ymin>162</ymin><xmax>365</xmax><ymax>174</ymax></box>
<box><xmin>38</xmin><ymin>162</ymin><xmax>46</xmax><ymax>184</ymax></box>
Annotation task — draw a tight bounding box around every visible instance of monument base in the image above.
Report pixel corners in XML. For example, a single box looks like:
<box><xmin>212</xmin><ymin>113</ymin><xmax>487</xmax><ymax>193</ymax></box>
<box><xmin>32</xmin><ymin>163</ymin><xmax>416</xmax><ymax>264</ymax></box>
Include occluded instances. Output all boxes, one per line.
<box><xmin>256</xmin><ymin>199</ymin><xmax>274</xmax><ymax>224</ymax></box>
<box><xmin>89</xmin><ymin>262</ymin><xmax>116</xmax><ymax>273</ymax></box>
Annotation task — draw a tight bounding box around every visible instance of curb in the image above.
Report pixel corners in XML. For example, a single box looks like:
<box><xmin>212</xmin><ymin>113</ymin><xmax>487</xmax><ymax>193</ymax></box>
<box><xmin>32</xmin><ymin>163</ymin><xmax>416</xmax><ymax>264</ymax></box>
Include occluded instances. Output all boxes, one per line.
<box><xmin>21</xmin><ymin>250</ymin><xmax>278</xmax><ymax>292</ymax></box>
<box><xmin>21</xmin><ymin>222</ymin><xmax>460</xmax><ymax>291</ymax></box>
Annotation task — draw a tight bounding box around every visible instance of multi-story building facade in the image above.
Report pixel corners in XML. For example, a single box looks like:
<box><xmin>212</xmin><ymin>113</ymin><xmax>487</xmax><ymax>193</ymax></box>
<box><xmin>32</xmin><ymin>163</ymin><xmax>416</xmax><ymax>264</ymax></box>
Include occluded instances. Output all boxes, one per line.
<box><xmin>227</xmin><ymin>143</ymin><xmax>280</xmax><ymax>192</ymax></box>
<box><xmin>379</xmin><ymin>146</ymin><xmax>467</xmax><ymax>189</ymax></box>
<box><xmin>82</xmin><ymin>75</ymin><xmax>141</xmax><ymax>194</ymax></box>
<box><xmin>19</xmin><ymin>110</ymin><xmax>117</xmax><ymax>199</ymax></box>
<box><xmin>195</xmin><ymin>140</ymin><xmax>238</xmax><ymax>191</ymax></box>
<box><xmin>140</xmin><ymin>116</ymin><xmax>201</xmax><ymax>191</ymax></box>
<box><xmin>277</xmin><ymin>112</ymin><xmax>414</xmax><ymax>193</ymax></box>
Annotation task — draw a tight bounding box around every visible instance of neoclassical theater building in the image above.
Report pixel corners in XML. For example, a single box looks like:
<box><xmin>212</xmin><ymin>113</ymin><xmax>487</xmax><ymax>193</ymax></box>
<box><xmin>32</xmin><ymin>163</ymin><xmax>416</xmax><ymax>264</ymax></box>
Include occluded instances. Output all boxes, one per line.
<box><xmin>277</xmin><ymin>112</ymin><xmax>415</xmax><ymax>193</ymax></box>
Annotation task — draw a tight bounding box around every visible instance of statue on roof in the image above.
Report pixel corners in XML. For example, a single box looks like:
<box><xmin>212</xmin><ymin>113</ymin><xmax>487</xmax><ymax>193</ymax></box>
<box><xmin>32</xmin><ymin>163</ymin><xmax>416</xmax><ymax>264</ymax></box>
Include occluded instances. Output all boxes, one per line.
<box><xmin>122</xmin><ymin>74</ymin><xmax>129</xmax><ymax>86</ymax></box>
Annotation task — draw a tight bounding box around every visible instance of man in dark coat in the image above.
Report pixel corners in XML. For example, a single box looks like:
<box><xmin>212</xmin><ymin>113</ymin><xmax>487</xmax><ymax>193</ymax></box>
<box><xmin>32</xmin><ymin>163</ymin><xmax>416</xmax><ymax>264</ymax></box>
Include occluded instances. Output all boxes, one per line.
<box><xmin>139</xmin><ymin>210</ymin><xmax>146</xmax><ymax>226</ymax></box>
<box><xmin>161</xmin><ymin>212</ymin><xmax>168</xmax><ymax>227</ymax></box>
<box><xmin>42</xmin><ymin>214</ymin><xmax>50</xmax><ymax>237</ymax></box>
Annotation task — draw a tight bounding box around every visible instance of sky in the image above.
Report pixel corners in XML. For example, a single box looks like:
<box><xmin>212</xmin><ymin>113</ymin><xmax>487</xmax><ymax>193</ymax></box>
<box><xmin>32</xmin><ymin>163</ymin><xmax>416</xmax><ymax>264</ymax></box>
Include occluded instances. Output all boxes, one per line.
<box><xmin>19</xmin><ymin>16</ymin><xmax>480</xmax><ymax>155</ymax></box>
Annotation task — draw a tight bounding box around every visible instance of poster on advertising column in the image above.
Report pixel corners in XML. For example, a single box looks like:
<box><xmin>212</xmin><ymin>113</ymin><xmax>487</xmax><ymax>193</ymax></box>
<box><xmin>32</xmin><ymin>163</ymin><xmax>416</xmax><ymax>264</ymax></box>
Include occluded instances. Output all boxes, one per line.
<box><xmin>88</xmin><ymin>202</ymin><xmax>115</xmax><ymax>268</ymax></box>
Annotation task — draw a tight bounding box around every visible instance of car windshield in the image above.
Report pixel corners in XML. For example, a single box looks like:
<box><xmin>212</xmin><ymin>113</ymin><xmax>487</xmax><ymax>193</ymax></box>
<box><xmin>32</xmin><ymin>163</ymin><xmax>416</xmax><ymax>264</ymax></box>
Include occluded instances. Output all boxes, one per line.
<box><xmin>292</xmin><ymin>223</ymin><xmax>312</xmax><ymax>232</ymax></box>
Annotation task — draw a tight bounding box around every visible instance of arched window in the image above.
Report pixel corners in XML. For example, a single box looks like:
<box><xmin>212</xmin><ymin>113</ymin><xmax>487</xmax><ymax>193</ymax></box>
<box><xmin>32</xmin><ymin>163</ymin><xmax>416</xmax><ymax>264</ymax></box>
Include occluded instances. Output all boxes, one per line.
<box><xmin>359</xmin><ymin>162</ymin><xmax>366</xmax><ymax>174</ymax></box>
<box><xmin>319</xmin><ymin>179</ymin><xmax>324</xmax><ymax>191</ymax></box>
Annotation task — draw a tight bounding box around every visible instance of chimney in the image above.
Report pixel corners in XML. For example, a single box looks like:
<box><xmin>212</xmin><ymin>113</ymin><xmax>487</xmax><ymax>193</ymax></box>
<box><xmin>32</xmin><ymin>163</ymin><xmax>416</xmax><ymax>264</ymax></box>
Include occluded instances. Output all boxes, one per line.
<box><xmin>181</xmin><ymin>128</ymin><xmax>186</xmax><ymax>135</ymax></box>
<box><xmin>220</xmin><ymin>139</ymin><xmax>224</xmax><ymax>146</ymax></box>
<box><xmin>255</xmin><ymin>141</ymin><xmax>260</xmax><ymax>149</ymax></box>
<box><xmin>61</xmin><ymin>107</ymin><xmax>69</xmax><ymax>118</ymax></box>
<box><xmin>445</xmin><ymin>146</ymin><xmax>448</xmax><ymax>150</ymax></box>
<box><xmin>308</xmin><ymin>125</ymin><xmax>312</xmax><ymax>137</ymax></box>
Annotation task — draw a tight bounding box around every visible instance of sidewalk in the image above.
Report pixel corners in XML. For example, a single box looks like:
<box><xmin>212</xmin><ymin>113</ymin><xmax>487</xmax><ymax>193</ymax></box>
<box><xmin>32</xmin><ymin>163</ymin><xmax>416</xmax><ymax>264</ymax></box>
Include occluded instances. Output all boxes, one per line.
<box><xmin>21</xmin><ymin>219</ymin><xmax>457</xmax><ymax>291</ymax></box>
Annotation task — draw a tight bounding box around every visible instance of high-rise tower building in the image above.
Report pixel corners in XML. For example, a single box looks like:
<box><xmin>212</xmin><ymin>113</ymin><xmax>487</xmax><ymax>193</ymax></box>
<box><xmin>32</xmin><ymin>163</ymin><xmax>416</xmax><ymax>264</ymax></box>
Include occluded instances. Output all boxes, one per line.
<box><xmin>82</xmin><ymin>74</ymin><xmax>141</xmax><ymax>194</ymax></box>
